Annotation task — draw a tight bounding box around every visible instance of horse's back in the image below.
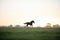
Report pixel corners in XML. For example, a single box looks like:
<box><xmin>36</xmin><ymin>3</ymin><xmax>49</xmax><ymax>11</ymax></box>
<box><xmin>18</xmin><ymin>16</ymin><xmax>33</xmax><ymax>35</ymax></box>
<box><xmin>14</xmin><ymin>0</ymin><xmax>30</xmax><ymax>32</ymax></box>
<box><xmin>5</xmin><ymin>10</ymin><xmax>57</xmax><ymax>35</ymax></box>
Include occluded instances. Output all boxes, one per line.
<box><xmin>24</xmin><ymin>22</ymin><xmax>29</xmax><ymax>24</ymax></box>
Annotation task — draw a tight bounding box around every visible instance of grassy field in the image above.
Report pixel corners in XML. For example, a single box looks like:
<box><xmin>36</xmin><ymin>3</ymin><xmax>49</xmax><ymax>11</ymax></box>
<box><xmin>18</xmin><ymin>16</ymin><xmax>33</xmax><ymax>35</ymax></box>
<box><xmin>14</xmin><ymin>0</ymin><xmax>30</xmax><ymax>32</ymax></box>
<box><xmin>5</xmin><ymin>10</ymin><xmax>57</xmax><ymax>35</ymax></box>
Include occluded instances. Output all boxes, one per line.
<box><xmin>0</xmin><ymin>27</ymin><xmax>60</xmax><ymax>40</ymax></box>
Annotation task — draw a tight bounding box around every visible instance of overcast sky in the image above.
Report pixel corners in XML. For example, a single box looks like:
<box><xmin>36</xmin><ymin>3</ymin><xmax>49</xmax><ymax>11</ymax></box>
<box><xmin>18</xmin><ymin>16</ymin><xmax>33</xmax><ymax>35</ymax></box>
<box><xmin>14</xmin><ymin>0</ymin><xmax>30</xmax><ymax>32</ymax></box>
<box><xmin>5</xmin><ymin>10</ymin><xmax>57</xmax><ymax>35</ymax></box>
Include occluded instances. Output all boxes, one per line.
<box><xmin>0</xmin><ymin>0</ymin><xmax>60</xmax><ymax>26</ymax></box>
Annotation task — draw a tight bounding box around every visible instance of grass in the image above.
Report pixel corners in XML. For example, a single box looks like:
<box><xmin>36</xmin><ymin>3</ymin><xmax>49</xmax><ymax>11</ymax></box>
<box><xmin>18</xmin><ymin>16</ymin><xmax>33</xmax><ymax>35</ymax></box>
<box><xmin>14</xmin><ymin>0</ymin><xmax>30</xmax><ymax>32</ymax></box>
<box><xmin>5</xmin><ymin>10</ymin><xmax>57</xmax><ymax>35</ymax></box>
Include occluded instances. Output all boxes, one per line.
<box><xmin>0</xmin><ymin>27</ymin><xmax>60</xmax><ymax>40</ymax></box>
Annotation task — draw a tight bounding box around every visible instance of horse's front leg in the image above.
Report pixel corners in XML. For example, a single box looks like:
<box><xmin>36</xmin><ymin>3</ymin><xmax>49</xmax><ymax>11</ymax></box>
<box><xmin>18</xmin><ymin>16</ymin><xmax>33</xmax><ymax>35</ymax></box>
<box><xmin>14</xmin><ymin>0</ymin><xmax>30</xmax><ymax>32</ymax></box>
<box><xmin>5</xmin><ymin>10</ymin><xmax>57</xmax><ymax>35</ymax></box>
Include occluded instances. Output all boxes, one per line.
<box><xmin>30</xmin><ymin>25</ymin><xmax>33</xmax><ymax>28</ymax></box>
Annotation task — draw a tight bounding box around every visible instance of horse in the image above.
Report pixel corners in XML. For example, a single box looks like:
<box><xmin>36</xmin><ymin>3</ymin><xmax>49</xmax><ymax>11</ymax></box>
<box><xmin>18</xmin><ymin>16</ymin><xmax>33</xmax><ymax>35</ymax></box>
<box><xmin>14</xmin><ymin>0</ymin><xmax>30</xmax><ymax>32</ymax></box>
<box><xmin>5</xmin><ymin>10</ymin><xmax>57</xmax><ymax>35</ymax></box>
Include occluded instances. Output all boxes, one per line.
<box><xmin>24</xmin><ymin>20</ymin><xmax>35</xmax><ymax>27</ymax></box>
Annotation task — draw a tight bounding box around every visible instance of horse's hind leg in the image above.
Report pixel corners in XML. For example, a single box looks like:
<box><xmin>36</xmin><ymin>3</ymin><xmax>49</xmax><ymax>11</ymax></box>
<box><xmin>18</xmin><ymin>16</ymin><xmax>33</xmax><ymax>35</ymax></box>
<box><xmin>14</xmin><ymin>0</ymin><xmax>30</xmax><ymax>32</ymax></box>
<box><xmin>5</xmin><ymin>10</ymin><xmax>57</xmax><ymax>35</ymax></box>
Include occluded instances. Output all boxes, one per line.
<box><xmin>26</xmin><ymin>24</ymin><xmax>28</xmax><ymax>26</ymax></box>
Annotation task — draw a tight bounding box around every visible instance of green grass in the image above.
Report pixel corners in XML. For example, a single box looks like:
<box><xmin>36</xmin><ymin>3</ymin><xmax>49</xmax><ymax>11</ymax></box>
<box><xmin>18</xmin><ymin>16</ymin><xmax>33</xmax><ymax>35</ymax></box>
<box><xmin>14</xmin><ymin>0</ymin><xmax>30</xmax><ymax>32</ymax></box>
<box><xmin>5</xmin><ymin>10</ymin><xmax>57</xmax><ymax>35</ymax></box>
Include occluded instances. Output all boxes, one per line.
<box><xmin>0</xmin><ymin>27</ymin><xmax>60</xmax><ymax>40</ymax></box>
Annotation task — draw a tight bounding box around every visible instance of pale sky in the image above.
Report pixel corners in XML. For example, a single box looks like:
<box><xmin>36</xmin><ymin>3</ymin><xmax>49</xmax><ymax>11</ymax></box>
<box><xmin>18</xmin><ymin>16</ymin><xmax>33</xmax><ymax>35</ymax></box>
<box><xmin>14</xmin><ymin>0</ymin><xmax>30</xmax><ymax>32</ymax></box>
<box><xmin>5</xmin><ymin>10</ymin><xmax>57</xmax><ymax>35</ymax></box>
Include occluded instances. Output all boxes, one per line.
<box><xmin>0</xmin><ymin>0</ymin><xmax>60</xmax><ymax>27</ymax></box>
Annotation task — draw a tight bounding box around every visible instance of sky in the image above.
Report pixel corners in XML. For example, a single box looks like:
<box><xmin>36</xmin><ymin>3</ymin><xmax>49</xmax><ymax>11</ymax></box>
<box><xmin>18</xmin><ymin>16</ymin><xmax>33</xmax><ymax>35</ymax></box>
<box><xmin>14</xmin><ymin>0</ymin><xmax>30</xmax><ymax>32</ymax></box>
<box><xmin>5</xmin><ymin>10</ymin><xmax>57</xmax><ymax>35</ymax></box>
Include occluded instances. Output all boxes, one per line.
<box><xmin>0</xmin><ymin>0</ymin><xmax>60</xmax><ymax>27</ymax></box>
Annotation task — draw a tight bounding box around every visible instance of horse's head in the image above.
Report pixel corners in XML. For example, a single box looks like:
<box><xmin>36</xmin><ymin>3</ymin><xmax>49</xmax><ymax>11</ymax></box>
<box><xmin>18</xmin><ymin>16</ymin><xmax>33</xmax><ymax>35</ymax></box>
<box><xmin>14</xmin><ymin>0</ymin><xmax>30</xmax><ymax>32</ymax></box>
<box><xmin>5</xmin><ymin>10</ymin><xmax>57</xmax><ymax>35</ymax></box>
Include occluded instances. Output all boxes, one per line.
<box><xmin>31</xmin><ymin>20</ymin><xmax>35</xmax><ymax>23</ymax></box>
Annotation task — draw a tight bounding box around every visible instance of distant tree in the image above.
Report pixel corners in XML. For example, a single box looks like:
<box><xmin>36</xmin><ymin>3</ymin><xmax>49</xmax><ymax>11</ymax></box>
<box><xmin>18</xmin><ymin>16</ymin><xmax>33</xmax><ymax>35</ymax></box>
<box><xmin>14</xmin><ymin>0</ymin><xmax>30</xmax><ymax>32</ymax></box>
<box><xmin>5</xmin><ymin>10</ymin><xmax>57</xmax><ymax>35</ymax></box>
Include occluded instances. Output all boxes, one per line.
<box><xmin>53</xmin><ymin>24</ymin><xmax>60</xmax><ymax>28</ymax></box>
<box><xmin>15</xmin><ymin>25</ymin><xmax>21</xmax><ymax>28</ymax></box>
<box><xmin>45</xmin><ymin>23</ymin><xmax>51</xmax><ymax>28</ymax></box>
<box><xmin>0</xmin><ymin>26</ymin><xmax>7</xmax><ymax>27</ymax></box>
<box><xmin>8</xmin><ymin>25</ymin><xmax>13</xmax><ymax>27</ymax></box>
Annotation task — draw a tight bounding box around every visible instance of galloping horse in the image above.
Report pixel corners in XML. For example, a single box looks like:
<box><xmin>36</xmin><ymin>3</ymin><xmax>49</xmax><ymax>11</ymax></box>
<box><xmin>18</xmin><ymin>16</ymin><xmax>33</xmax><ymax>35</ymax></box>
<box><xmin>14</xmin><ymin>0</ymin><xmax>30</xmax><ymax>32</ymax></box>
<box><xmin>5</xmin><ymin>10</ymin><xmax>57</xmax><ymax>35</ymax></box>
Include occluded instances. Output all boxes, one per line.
<box><xmin>24</xmin><ymin>20</ymin><xmax>35</xmax><ymax>27</ymax></box>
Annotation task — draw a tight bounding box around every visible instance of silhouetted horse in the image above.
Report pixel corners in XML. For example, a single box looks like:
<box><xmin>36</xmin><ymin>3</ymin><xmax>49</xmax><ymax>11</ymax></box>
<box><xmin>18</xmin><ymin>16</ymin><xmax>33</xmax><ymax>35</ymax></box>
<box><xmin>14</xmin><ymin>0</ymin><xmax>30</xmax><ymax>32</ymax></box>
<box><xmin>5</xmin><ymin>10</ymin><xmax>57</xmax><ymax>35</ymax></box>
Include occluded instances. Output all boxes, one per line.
<box><xmin>24</xmin><ymin>20</ymin><xmax>35</xmax><ymax>27</ymax></box>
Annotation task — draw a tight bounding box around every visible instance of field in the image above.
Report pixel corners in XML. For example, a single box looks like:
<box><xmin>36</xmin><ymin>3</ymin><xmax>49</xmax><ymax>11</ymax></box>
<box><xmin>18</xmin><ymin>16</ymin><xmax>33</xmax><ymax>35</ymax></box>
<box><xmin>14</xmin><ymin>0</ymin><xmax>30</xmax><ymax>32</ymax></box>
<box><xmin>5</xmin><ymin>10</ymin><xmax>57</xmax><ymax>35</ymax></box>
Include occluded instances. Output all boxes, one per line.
<box><xmin>0</xmin><ymin>27</ymin><xmax>60</xmax><ymax>40</ymax></box>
